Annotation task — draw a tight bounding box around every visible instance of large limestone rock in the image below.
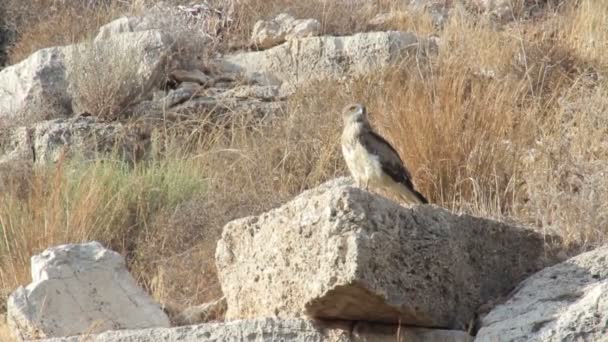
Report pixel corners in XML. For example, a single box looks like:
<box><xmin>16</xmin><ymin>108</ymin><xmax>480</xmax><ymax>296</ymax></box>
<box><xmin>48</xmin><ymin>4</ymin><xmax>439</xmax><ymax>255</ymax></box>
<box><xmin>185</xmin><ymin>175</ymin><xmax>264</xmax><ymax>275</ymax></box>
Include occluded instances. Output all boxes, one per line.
<box><xmin>220</xmin><ymin>31</ymin><xmax>425</xmax><ymax>94</ymax></box>
<box><xmin>216</xmin><ymin>178</ymin><xmax>560</xmax><ymax>329</ymax></box>
<box><xmin>0</xmin><ymin>47</ymin><xmax>72</xmax><ymax>119</ymax></box>
<box><xmin>476</xmin><ymin>245</ymin><xmax>608</xmax><ymax>342</ymax></box>
<box><xmin>0</xmin><ymin>117</ymin><xmax>149</xmax><ymax>165</ymax></box>
<box><xmin>7</xmin><ymin>242</ymin><xmax>170</xmax><ymax>341</ymax></box>
<box><xmin>251</xmin><ymin>13</ymin><xmax>321</xmax><ymax>49</ymax></box>
<box><xmin>40</xmin><ymin>318</ymin><xmax>473</xmax><ymax>342</ymax></box>
<box><xmin>0</xmin><ymin>30</ymin><xmax>172</xmax><ymax>120</ymax></box>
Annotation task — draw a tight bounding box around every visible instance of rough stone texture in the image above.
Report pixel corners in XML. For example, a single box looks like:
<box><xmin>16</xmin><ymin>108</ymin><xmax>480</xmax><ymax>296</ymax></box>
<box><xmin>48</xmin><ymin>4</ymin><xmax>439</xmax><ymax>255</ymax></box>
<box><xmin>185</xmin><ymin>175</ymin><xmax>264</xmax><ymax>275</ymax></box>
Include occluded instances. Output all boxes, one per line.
<box><xmin>7</xmin><ymin>242</ymin><xmax>169</xmax><ymax>341</ymax></box>
<box><xmin>0</xmin><ymin>126</ymin><xmax>32</xmax><ymax>164</ymax></box>
<box><xmin>0</xmin><ymin>47</ymin><xmax>73</xmax><ymax>119</ymax></box>
<box><xmin>94</xmin><ymin>16</ymin><xmax>144</xmax><ymax>41</ymax></box>
<box><xmin>0</xmin><ymin>117</ymin><xmax>149</xmax><ymax>165</ymax></box>
<box><xmin>40</xmin><ymin>318</ymin><xmax>472</xmax><ymax>342</ymax></box>
<box><xmin>251</xmin><ymin>13</ymin><xmax>321</xmax><ymax>49</ymax></box>
<box><xmin>170</xmin><ymin>69</ymin><xmax>212</xmax><ymax>85</ymax></box>
<box><xmin>216</xmin><ymin>178</ymin><xmax>560</xmax><ymax>329</ymax></box>
<box><xmin>222</xmin><ymin>31</ymin><xmax>422</xmax><ymax>94</ymax></box>
<box><xmin>130</xmin><ymin>84</ymin><xmax>284</xmax><ymax>123</ymax></box>
<box><xmin>163</xmin><ymin>82</ymin><xmax>201</xmax><ymax>107</ymax></box>
<box><xmin>476</xmin><ymin>246</ymin><xmax>608</xmax><ymax>342</ymax></box>
<box><xmin>0</xmin><ymin>30</ymin><xmax>172</xmax><ymax>120</ymax></box>
<box><xmin>251</xmin><ymin>16</ymin><xmax>284</xmax><ymax>50</ymax></box>
<box><xmin>285</xmin><ymin>17</ymin><xmax>322</xmax><ymax>41</ymax></box>
<box><xmin>94</xmin><ymin>3</ymin><xmax>234</xmax><ymax>44</ymax></box>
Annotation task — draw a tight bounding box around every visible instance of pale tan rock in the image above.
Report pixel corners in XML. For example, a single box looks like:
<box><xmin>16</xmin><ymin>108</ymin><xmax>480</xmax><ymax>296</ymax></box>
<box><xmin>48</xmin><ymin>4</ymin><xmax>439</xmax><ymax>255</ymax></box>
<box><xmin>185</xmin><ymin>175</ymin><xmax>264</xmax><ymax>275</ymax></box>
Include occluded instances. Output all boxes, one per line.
<box><xmin>0</xmin><ymin>30</ymin><xmax>172</xmax><ymax>120</ymax></box>
<box><xmin>251</xmin><ymin>13</ymin><xmax>320</xmax><ymax>49</ymax></box>
<box><xmin>94</xmin><ymin>16</ymin><xmax>143</xmax><ymax>41</ymax></box>
<box><xmin>0</xmin><ymin>126</ymin><xmax>32</xmax><ymax>163</ymax></box>
<box><xmin>476</xmin><ymin>245</ymin><xmax>608</xmax><ymax>342</ymax></box>
<box><xmin>251</xmin><ymin>18</ymin><xmax>284</xmax><ymax>49</ymax></box>
<box><xmin>39</xmin><ymin>318</ymin><xmax>472</xmax><ymax>342</ymax></box>
<box><xmin>216</xmin><ymin>178</ymin><xmax>560</xmax><ymax>329</ymax></box>
<box><xmin>7</xmin><ymin>242</ymin><xmax>169</xmax><ymax>341</ymax></box>
<box><xmin>285</xmin><ymin>18</ymin><xmax>321</xmax><ymax>41</ymax></box>
<box><xmin>0</xmin><ymin>47</ymin><xmax>73</xmax><ymax>119</ymax></box>
<box><xmin>224</xmin><ymin>31</ymin><xmax>422</xmax><ymax>94</ymax></box>
<box><xmin>0</xmin><ymin>116</ymin><xmax>151</xmax><ymax>165</ymax></box>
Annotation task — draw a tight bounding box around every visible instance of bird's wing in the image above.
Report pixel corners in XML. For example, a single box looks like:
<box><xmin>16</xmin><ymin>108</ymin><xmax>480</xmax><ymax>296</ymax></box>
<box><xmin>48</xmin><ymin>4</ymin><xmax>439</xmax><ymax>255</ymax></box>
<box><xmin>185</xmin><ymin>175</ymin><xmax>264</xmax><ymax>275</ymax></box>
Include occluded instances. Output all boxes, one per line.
<box><xmin>359</xmin><ymin>129</ymin><xmax>414</xmax><ymax>187</ymax></box>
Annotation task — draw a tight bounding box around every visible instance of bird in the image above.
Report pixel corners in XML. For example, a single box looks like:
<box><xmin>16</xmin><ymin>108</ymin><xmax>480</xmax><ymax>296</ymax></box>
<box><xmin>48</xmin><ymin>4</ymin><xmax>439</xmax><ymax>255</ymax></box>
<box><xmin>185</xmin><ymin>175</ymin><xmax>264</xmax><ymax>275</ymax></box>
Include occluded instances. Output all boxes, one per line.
<box><xmin>340</xmin><ymin>103</ymin><xmax>428</xmax><ymax>205</ymax></box>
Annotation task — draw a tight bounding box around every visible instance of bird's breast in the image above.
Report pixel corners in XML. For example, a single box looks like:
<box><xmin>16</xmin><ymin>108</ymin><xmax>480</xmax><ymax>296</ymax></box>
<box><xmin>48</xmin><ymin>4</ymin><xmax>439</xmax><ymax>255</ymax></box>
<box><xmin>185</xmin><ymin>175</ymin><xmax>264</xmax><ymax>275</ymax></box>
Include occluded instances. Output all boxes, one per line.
<box><xmin>341</xmin><ymin>129</ymin><xmax>383</xmax><ymax>184</ymax></box>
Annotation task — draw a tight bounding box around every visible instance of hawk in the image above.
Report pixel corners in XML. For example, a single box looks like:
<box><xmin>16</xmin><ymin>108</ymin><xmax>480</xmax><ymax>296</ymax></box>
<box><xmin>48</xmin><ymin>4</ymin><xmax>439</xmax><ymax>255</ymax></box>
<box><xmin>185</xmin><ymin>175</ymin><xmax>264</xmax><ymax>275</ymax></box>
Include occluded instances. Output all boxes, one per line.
<box><xmin>340</xmin><ymin>103</ymin><xmax>428</xmax><ymax>204</ymax></box>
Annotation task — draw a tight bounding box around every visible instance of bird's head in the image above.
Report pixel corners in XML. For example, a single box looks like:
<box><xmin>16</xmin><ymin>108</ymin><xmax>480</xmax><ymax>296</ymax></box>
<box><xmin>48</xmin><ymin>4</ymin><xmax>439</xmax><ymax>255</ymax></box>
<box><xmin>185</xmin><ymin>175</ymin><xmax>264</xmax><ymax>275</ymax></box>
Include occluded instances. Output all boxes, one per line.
<box><xmin>342</xmin><ymin>103</ymin><xmax>368</xmax><ymax>126</ymax></box>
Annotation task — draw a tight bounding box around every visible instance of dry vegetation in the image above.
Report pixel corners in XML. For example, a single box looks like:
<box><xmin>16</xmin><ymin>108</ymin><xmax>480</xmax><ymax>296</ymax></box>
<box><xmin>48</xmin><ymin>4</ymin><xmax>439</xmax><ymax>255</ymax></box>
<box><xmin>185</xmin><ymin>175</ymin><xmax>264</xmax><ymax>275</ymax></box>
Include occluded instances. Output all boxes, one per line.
<box><xmin>2</xmin><ymin>0</ymin><xmax>131</xmax><ymax>64</ymax></box>
<box><xmin>1</xmin><ymin>0</ymin><xmax>607</xmax><ymax>336</ymax></box>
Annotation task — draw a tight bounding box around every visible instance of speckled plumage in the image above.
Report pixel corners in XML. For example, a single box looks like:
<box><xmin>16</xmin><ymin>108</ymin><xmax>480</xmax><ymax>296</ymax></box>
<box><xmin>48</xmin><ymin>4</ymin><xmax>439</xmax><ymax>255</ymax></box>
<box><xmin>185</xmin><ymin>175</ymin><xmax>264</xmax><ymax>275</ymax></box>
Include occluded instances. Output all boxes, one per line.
<box><xmin>340</xmin><ymin>103</ymin><xmax>428</xmax><ymax>205</ymax></box>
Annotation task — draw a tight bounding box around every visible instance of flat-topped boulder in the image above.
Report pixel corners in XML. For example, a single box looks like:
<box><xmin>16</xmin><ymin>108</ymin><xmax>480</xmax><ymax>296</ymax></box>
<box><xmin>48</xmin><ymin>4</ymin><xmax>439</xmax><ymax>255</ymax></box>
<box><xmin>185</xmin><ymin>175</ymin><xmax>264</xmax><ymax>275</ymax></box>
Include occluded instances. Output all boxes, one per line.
<box><xmin>7</xmin><ymin>242</ymin><xmax>169</xmax><ymax>341</ymax></box>
<box><xmin>216</xmin><ymin>178</ymin><xmax>561</xmax><ymax>329</ymax></box>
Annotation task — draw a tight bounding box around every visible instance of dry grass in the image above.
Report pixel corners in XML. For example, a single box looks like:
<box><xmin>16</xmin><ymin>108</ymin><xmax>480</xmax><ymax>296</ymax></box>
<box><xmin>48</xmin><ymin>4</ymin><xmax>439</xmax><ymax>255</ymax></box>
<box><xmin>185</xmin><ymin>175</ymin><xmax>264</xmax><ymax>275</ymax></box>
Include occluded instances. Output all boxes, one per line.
<box><xmin>561</xmin><ymin>0</ymin><xmax>608</xmax><ymax>67</ymax></box>
<box><xmin>3</xmin><ymin>0</ymin><xmax>136</xmax><ymax>65</ymax></box>
<box><xmin>0</xmin><ymin>153</ymin><xmax>207</xmax><ymax>307</ymax></box>
<box><xmin>0</xmin><ymin>315</ymin><xmax>11</xmax><ymax>342</ymax></box>
<box><xmin>69</xmin><ymin>38</ymin><xmax>162</xmax><ymax>121</ymax></box>
<box><xmin>0</xmin><ymin>0</ymin><xmax>607</xmax><ymax>332</ymax></box>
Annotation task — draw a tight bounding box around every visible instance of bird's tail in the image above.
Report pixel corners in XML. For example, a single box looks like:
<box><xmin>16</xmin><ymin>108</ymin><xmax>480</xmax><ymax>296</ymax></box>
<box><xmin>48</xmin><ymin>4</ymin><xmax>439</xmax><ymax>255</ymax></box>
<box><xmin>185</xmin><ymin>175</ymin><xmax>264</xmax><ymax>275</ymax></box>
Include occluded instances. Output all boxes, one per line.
<box><xmin>413</xmin><ymin>189</ymin><xmax>429</xmax><ymax>204</ymax></box>
<box><xmin>395</xmin><ymin>184</ymin><xmax>428</xmax><ymax>205</ymax></box>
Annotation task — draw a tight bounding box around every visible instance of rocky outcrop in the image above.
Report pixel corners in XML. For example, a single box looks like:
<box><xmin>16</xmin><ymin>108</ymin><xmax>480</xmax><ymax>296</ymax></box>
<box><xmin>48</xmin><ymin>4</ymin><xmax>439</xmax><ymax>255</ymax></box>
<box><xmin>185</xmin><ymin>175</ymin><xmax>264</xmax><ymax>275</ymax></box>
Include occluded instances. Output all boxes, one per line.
<box><xmin>220</xmin><ymin>31</ymin><xmax>427</xmax><ymax>95</ymax></box>
<box><xmin>216</xmin><ymin>178</ymin><xmax>560</xmax><ymax>329</ymax></box>
<box><xmin>476</xmin><ymin>245</ymin><xmax>608</xmax><ymax>342</ymax></box>
<box><xmin>0</xmin><ymin>116</ymin><xmax>150</xmax><ymax>165</ymax></box>
<box><xmin>40</xmin><ymin>318</ymin><xmax>472</xmax><ymax>342</ymax></box>
<box><xmin>251</xmin><ymin>13</ymin><xmax>321</xmax><ymax>49</ymax></box>
<box><xmin>95</xmin><ymin>2</ymin><xmax>233</xmax><ymax>43</ymax></box>
<box><xmin>7</xmin><ymin>242</ymin><xmax>169</xmax><ymax>341</ymax></box>
<box><xmin>0</xmin><ymin>30</ymin><xmax>172</xmax><ymax>120</ymax></box>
